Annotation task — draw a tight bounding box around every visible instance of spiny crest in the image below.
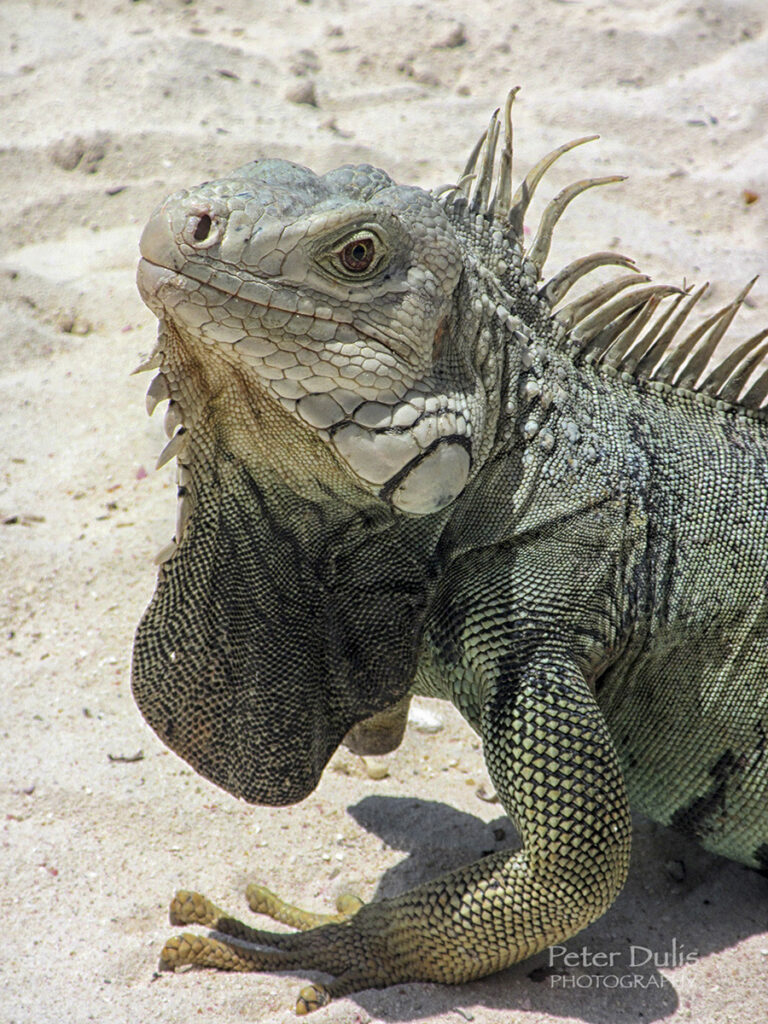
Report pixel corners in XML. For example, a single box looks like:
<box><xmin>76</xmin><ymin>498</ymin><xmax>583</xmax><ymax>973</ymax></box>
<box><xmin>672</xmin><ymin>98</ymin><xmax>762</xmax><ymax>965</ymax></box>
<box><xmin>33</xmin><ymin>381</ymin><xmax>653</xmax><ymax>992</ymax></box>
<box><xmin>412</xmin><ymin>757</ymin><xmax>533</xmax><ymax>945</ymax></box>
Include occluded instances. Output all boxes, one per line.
<box><xmin>437</xmin><ymin>88</ymin><xmax>767</xmax><ymax>417</ymax></box>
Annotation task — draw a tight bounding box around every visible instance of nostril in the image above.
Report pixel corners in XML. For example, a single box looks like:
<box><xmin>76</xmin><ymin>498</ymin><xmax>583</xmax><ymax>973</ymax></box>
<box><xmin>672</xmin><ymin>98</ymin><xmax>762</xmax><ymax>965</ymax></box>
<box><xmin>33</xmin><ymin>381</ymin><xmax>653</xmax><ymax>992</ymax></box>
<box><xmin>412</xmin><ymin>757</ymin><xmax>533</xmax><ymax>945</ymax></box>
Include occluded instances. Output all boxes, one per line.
<box><xmin>193</xmin><ymin>213</ymin><xmax>213</xmax><ymax>242</ymax></box>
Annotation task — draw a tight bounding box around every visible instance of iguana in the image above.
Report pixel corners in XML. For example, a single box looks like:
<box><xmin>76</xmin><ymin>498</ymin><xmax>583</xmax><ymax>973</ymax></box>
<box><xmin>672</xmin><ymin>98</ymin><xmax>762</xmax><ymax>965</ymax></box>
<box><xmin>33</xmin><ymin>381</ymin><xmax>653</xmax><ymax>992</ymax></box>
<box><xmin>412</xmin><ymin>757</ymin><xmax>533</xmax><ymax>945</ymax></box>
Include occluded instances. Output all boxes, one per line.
<box><xmin>132</xmin><ymin>90</ymin><xmax>768</xmax><ymax>1013</ymax></box>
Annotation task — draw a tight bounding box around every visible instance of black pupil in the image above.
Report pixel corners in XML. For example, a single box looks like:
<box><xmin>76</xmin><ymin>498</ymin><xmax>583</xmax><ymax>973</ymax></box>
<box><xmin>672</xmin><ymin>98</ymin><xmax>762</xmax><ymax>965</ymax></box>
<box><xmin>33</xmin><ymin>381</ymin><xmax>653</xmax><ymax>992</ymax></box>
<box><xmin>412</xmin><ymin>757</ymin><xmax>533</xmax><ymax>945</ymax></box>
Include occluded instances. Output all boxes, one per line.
<box><xmin>342</xmin><ymin>238</ymin><xmax>373</xmax><ymax>271</ymax></box>
<box><xmin>193</xmin><ymin>214</ymin><xmax>212</xmax><ymax>242</ymax></box>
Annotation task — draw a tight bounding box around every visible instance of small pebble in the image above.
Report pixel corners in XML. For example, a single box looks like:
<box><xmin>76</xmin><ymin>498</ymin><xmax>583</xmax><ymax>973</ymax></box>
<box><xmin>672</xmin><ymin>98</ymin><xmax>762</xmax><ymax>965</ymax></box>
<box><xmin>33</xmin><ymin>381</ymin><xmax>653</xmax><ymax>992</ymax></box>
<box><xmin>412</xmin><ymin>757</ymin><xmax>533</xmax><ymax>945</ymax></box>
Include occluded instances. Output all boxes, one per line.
<box><xmin>286</xmin><ymin>81</ymin><xmax>318</xmax><ymax>106</ymax></box>
<box><xmin>408</xmin><ymin>705</ymin><xmax>444</xmax><ymax>733</ymax></box>
<box><xmin>664</xmin><ymin>858</ymin><xmax>686</xmax><ymax>883</ymax></box>
<box><xmin>361</xmin><ymin>756</ymin><xmax>389</xmax><ymax>780</ymax></box>
<box><xmin>434</xmin><ymin>23</ymin><xmax>467</xmax><ymax>48</ymax></box>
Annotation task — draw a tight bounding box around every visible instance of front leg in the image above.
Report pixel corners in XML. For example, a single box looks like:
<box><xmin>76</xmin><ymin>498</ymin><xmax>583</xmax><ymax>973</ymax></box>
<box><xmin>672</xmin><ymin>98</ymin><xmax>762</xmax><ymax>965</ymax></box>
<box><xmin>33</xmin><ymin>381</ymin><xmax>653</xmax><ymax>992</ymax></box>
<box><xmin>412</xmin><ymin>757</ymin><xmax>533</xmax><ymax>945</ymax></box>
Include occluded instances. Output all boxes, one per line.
<box><xmin>160</xmin><ymin>654</ymin><xmax>631</xmax><ymax>1011</ymax></box>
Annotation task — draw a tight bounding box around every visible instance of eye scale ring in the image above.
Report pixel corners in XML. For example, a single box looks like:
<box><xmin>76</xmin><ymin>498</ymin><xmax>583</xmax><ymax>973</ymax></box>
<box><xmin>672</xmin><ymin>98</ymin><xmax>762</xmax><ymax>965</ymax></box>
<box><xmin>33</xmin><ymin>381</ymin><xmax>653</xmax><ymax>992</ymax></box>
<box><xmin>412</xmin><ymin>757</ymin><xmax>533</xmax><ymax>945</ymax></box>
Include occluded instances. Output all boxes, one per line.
<box><xmin>318</xmin><ymin>228</ymin><xmax>387</xmax><ymax>280</ymax></box>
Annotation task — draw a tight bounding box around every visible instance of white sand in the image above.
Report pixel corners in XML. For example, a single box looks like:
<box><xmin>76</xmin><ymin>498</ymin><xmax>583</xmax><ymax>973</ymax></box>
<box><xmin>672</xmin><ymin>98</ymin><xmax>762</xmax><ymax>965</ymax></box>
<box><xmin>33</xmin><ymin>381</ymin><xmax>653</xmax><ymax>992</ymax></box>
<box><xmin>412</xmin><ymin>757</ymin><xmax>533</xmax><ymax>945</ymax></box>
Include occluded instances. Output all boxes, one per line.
<box><xmin>1</xmin><ymin>1</ymin><xmax>766</xmax><ymax>1022</ymax></box>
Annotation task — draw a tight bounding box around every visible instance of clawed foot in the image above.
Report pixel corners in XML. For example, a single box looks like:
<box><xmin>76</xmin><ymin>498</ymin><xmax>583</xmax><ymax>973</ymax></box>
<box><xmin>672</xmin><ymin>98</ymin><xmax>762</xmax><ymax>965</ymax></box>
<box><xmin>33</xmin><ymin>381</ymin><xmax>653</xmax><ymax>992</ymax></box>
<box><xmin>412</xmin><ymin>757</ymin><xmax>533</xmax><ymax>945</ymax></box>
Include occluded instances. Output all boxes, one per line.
<box><xmin>159</xmin><ymin>885</ymin><xmax>366</xmax><ymax>1013</ymax></box>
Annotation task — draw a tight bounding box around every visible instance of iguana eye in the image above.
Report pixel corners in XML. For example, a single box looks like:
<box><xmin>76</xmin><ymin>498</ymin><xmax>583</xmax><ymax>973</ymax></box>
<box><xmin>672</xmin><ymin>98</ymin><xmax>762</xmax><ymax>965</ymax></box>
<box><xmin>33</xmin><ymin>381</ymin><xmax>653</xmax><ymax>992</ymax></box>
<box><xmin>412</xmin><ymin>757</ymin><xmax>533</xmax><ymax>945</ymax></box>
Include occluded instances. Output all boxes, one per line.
<box><xmin>319</xmin><ymin>229</ymin><xmax>386</xmax><ymax>280</ymax></box>
<box><xmin>337</xmin><ymin>235</ymin><xmax>377</xmax><ymax>273</ymax></box>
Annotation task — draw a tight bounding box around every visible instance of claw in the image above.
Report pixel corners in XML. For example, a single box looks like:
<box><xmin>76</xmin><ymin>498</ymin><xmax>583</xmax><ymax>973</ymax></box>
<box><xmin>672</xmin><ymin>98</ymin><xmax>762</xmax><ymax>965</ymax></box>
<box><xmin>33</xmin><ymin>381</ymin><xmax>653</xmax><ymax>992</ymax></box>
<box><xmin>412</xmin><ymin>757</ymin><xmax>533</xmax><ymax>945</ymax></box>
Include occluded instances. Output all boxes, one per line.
<box><xmin>335</xmin><ymin>892</ymin><xmax>364</xmax><ymax>918</ymax></box>
<box><xmin>160</xmin><ymin>933</ymin><xmax>194</xmax><ymax>969</ymax></box>
<box><xmin>169</xmin><ymin>889</ymin><xmax>216</xmax><ymax>927</ymax></box>
<box><xmin>296</xmin><ymin>983</ymin><xmax>331</xmax><ymax>1015</ymax></box>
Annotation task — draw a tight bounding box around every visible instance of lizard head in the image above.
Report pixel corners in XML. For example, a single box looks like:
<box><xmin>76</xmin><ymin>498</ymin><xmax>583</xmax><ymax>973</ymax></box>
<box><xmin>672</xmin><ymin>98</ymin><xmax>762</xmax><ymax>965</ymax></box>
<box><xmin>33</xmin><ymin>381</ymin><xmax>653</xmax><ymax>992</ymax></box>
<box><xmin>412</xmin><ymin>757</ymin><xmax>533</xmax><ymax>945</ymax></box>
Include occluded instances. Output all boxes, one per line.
<box><xmin>132</xmin><ymin>160</ymin><xmax>481</xmax><ymax>805</ymax></box>
<box><xmin>137</xmin><ymin>158</ymin><xmax>484</xmax><ymax>514</ymax></box>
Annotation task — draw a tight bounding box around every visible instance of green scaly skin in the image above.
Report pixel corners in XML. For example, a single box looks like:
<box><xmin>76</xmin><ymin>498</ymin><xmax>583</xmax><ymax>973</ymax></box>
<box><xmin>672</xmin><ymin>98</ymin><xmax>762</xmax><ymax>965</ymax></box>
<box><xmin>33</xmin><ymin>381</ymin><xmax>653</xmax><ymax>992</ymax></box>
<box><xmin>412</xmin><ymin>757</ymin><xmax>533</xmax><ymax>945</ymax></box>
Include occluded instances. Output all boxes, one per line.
<box><xmin>131</xmin><ymin>98</ymin><xmax>768</xmax><ymax>1012</ymax></box>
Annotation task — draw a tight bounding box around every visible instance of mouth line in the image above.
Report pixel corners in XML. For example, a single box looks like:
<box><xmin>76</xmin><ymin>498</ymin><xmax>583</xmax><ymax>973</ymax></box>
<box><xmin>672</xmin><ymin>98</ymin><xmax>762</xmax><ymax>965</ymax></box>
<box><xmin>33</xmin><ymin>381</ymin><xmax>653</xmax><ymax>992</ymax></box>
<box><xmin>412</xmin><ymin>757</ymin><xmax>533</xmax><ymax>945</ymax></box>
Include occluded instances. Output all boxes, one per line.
<box><xmin>139</xmin><ymin>256</ymin><xmax>336</xmax><ymax>323</ymax></box>
<box><xmin>138</xmin><ymin>256</ymin><xmax>401</xmax><ymax>359</ymax></box>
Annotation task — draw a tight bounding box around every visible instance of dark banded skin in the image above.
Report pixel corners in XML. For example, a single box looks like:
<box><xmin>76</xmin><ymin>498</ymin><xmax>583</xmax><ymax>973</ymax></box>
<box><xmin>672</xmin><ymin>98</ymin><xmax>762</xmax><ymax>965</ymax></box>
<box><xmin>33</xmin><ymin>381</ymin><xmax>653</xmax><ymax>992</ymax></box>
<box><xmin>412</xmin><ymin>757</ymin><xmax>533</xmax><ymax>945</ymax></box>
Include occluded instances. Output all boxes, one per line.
<box><xmin>132</xmin><ymin>92</ymin><xmax>768</xmax><ymax>1013</ymax></box>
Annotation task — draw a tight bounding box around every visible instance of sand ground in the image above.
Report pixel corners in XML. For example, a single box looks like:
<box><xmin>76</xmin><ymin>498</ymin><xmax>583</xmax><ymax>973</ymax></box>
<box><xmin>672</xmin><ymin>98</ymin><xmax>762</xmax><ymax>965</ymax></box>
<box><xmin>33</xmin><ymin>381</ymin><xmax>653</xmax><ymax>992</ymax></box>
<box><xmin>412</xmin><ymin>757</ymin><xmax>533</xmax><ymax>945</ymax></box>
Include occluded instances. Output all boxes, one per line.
<box><xmin>1</xmin><ymin>1</ymin><xmax>767</xmax><ymax>1022</ymax></box>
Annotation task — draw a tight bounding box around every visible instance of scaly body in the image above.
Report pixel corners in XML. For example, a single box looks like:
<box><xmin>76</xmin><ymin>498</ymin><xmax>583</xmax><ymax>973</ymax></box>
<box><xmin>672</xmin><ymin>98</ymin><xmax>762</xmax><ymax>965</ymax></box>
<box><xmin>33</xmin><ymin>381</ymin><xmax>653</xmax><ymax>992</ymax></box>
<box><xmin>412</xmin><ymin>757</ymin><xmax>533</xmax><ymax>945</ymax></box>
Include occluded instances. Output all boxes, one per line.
<box><xmin>132</xmin><ymin>92</ymin><xmax>768</xmax><ymax>1012</ymax></box>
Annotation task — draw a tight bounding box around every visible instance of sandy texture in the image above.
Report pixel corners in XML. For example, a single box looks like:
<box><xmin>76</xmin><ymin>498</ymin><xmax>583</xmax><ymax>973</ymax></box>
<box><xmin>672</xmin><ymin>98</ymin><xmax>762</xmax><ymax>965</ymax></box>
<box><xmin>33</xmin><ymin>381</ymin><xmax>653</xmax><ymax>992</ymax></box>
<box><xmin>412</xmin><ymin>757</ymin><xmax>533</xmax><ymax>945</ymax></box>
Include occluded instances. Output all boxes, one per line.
<box><xmin>2</xmin><ymin>1</ymin><xmax>767</xmax><ymax>1022</ymax></box>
